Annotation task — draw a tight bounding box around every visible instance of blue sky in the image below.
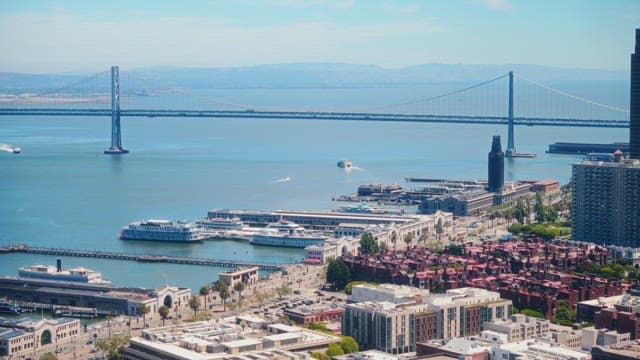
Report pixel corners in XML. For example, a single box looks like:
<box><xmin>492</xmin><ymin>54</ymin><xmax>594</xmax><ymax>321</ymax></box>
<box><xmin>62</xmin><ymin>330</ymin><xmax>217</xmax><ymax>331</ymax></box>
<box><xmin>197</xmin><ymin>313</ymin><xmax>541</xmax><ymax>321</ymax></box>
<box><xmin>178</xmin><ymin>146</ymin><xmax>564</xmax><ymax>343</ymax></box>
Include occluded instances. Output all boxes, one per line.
<box><xmin>0</xmin><ymin>0</ymin><xmax>638</xmax><ymax>73</ymax></box>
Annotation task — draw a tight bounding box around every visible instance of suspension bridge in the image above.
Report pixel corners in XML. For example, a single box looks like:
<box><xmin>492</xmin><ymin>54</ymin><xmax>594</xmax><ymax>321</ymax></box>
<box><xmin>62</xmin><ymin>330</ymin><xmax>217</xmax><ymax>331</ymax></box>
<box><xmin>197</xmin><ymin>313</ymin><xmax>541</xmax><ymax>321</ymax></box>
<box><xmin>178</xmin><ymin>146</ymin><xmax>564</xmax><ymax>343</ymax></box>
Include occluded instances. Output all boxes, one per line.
<box><xmin>0</xmin><ymin>66</ymin><xmax>630</xmax><ymax>156</ymax></box>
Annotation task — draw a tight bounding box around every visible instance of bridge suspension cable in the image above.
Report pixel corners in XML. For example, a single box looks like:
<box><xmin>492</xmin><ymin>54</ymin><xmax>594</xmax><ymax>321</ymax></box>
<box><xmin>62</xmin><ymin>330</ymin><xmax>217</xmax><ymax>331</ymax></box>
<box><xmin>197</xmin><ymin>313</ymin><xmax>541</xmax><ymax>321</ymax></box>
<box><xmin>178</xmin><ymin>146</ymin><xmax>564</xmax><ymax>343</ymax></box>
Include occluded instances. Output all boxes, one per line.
<box><xmin>364</xmin><ymin>73</ymin><xmax>509</xmax><ymax>113</ymax></box>
<box><xmin>514</xmin><ymin>73</ymin><xmax>630</xmax><ymax>114</ymax></box>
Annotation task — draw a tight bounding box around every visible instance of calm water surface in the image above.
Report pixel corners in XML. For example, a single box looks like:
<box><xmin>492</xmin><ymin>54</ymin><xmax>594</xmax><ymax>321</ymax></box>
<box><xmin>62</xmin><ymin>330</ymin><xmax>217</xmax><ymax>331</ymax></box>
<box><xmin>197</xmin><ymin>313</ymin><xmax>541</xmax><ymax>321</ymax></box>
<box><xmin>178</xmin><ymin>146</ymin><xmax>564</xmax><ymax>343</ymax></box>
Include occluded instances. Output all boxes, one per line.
<box><xmin>0</xmin><ymin>86</ymin><xmax>629</xmax><ymax>291</ymax></box>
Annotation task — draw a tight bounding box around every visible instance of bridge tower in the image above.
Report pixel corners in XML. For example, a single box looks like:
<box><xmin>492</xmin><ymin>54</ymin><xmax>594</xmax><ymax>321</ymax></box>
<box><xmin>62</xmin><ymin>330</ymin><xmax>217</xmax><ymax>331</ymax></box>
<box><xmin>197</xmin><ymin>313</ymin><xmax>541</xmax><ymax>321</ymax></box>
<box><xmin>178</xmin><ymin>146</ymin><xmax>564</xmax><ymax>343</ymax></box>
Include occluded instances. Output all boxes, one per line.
<box><xmin>104</xmin><ymin>65</ymin><xmax>129</xmax><ymax>154</ymax></box>
<box><xmin>505</xmin><ymin>71</ymin><xmax>516</xmax><ymax>156</ymax></box>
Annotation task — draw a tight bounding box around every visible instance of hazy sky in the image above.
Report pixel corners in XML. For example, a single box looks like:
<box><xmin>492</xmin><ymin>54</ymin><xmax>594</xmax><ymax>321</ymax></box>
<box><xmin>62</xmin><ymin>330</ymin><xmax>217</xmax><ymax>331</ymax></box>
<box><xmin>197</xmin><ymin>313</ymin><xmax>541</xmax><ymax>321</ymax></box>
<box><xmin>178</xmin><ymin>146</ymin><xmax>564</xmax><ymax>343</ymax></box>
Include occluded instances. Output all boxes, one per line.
<box><xmin>1</xmin><ymin>0</ymin><xmax>638</xmax><ymax>73</ymax></box>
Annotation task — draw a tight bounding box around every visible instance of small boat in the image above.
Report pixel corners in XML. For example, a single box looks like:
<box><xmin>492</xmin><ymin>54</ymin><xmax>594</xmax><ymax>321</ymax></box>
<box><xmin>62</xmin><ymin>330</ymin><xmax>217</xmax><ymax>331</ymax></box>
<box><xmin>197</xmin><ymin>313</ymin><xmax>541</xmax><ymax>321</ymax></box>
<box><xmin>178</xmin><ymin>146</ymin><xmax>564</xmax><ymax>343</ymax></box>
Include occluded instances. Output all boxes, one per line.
<box><xmin>337</xmin><ymin>160</ymin><xmax>352</xmax><ymax>168</ymax></box>
<box><xmin>12</xmin><ymin>147</ymin><xmax>21</xmax><ymax>154</ymax></box>
<box><xmin>0</xmin><ymin>301</ymin><xmax>22</xmax><ymax>314</ymax></box>
<box><xmin>274</xmin><ymin>176</ymin><xmax>291</xmax><ymax>183</ymax></box>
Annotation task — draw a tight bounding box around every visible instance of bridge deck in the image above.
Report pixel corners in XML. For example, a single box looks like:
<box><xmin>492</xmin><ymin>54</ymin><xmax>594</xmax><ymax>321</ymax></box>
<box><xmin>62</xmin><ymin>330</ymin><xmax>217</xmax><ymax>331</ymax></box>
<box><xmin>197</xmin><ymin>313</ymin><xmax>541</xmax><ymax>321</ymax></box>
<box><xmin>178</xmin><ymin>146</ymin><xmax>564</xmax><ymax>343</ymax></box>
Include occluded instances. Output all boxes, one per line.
<box><xmin>0</xmin><ymin>108</ymin><xmax>629</xmax><ymax>128</ymax></box>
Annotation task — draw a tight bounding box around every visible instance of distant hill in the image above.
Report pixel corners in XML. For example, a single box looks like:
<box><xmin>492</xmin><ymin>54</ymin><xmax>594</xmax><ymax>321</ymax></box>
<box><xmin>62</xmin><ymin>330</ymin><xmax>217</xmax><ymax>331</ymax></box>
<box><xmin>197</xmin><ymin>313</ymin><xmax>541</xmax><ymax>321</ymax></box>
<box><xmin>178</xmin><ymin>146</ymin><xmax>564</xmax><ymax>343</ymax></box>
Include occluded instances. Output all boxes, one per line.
<box><xmin>0</xmin><ymin>63</ymin><xmax>629</xmax><ymax>92</ymax></box>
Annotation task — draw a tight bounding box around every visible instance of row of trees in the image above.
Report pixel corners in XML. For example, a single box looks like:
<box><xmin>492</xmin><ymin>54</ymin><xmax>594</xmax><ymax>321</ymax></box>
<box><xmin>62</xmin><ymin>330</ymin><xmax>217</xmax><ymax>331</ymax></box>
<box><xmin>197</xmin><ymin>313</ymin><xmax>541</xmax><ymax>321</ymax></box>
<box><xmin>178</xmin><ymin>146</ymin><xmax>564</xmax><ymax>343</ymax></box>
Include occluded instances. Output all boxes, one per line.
<box><xmin>310</xmin><ymin>335</ymin><xmax>359</xmax><ymax>360</ymax></box>
<box><xmin>488</xmin><ymin>189</ymin><xmax>569</xmax><ymax>227</ymax></box>
<box><xmin>575</xmin><ymin>259</ymin><xmax>640</xmax><ymax>281</ymax></box>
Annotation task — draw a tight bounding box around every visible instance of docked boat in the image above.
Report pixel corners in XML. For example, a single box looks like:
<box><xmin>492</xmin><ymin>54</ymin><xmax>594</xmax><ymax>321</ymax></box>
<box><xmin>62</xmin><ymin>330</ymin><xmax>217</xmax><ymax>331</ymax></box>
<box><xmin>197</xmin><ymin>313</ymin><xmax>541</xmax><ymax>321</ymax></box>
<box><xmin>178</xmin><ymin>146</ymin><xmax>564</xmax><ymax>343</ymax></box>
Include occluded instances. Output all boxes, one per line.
<box><xmin>120</xmin><ymin>219</ymin><xmax>205</xmax><ymax>242</ymax></box>
<box><xmin>196</xmin><ymin>216</ymin><xmax>247</xmax><ymax>231</ymax></box>
<box><xmin>336</xmin><ymin>203</ymin><xmax>404</xmax><ymax>215</ymax></box>
<box><xmin>0</xmin><ymin>301</ymin><xmax>21</xmax><ymax>314</ymax></box>
<box><xmin>251</xmin><ymin>219</ymin><xmax>327</xmax><ymax>248</ymax></box>
<box><xmin>18</xmin><ymin>260</ymin><xmax>111</xmax><ymax>285</ymax></box>
<box><xmin>337</xmin><ymin>160</ymin><xmax>352</xmax><ymax>168</ymax></box>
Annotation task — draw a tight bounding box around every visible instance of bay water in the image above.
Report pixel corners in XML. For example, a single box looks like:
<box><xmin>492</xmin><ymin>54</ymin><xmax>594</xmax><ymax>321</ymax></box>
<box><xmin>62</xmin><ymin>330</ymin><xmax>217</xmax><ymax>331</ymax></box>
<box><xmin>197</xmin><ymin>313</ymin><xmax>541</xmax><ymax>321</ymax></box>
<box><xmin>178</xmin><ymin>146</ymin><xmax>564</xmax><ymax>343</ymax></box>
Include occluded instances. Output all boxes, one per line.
<box><xmin>0</xmin><ymin>85</ymin><xmax>629</xmax><ymax>291</ymax></box>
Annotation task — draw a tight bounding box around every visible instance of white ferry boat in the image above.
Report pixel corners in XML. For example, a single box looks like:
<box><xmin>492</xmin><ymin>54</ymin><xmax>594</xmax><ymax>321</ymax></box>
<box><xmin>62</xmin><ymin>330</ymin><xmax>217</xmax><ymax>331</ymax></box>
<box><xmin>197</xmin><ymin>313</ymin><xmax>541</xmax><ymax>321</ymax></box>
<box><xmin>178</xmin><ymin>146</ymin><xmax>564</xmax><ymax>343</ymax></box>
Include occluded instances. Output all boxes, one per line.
<box><xmin>196</xmin><ymin>216</ymin><xmax>246</xmax><ymax>231</ymax></box>
<box><xmin>251</xmin><ymin>219</ymin><xmax>327</xmax><ymax>248</ymax></box>
<box><xmin>336</xmin><ymin>203</ymin><xmax>404</xmax><ymax>215</ymax></box>
<box><xmin>18</xmin><ymin>260</ymin><xmax>111</xmax><ymax>285</ymax></box>
<box><xmin>120</xmin><ymin>219</ymin><xmax>205</xmax><ymax>242</ymax></box>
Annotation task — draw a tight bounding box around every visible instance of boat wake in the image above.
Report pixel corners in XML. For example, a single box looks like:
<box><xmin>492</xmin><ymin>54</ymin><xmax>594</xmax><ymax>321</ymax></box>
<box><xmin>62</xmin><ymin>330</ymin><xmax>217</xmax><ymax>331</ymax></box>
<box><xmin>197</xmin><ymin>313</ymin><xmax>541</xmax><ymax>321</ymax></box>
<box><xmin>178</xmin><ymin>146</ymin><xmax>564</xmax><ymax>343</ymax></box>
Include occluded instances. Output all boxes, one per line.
<box><xmin>273</xmin><ymin>176</ymin><xmax>291</xmax><ymax>183</ymax></box>
<box><xmin>342</xmin><ymin>166</ymin><xmax>364</xmax><ymax>172</ymax></box>
<box><xmin>0</xmin><ymin>144</ymin><xmax>20</xmax><ymax>154</ymax></box>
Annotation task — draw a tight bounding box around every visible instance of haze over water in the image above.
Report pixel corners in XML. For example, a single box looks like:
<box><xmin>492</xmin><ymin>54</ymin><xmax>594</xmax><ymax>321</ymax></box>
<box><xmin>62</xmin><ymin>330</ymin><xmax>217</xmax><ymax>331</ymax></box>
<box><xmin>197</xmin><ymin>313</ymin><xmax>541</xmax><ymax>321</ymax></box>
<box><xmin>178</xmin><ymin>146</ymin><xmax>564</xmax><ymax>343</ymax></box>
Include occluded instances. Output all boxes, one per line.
<box><xmin>0</xmin><ymin>85</ymin><xmax>629</xmax><ymax>291</ymax></box>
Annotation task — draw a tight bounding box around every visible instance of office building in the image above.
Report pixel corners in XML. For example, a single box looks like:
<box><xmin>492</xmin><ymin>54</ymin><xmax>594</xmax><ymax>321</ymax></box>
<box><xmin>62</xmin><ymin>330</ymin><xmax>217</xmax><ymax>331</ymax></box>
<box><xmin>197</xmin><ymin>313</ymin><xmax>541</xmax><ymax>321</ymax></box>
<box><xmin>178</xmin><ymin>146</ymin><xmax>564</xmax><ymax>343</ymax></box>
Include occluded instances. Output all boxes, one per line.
<box><xmin>342</xmin><ymin>302</ymin><xmax>417</xmax><ymax>354</ymax></box>
<box><xmin>482</xmin><ymin>314</ymin><xmax>549</xmax><ymax>342</ymax></box>
<box><xmin>631</xmin><ymin>29</ymin><xmax>639</xmax><ymax>159</ymax></box>
<box><xmin>488</xmin><ymin>135</ymin><xmax>504</xmax><ymax>192</ymax></box>
<box><xmin>571</xmin><ymin>157</ymin><xmax>640</xmax><ymax>246</ymax></box>
<box><xmin>343</xmin><ymin>288</ymin><xmax>512</xmax><ymax>354</ymax></box>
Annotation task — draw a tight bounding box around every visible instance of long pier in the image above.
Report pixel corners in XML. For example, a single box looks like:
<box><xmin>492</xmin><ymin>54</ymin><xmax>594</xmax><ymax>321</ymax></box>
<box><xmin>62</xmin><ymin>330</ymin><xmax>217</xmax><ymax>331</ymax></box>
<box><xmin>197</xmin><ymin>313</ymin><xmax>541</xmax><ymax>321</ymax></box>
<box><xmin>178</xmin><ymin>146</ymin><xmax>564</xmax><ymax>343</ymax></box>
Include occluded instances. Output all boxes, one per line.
<box><xmin>0</xmin><ymin>245</ymin><xmax>289</xmax><ymax>272</ymax></box>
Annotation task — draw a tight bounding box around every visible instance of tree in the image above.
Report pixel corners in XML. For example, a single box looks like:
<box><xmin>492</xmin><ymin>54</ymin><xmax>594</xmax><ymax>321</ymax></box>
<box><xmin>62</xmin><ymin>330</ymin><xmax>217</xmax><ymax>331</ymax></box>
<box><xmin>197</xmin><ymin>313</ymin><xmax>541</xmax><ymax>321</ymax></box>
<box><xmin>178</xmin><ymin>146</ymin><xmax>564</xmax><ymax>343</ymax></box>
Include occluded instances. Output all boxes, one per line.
<box><xmin>327</xmin><ymin>343</ymin><xmax>345</xmax><ymax>357</ymax></box>
<box><xmin>447</xmin><ymin>244</ymin><xmax>464</xmax><ymax>256</ymax></box>
<box><xmin>520</xmin><ymin>308</ymin><xmax>545</xmax><ymax>319</ymax></box>
<box><xmin>340</xmin><ymin>336</ymin><xmax>359</xmax><ymax>354</ymax></box>
<box><xmin>189</xmin><ymin>296</ymin><xmax>200</xmax><ymax>316</ymax></box>
<box><xmin>311</xmin><ymin>352</ymin><xmax>330</xmax><ymax>360</ymax></box>
<box><xmin>436</xmin><ymin>218</ymin><xmax>444</xmax><ymax>239</ymax></box>
<box><xmin>359</xmin><ymin>232</ymin><xmax>379</xmax><ymax>255</ymax></box>
<box><xmin>535</xmin><ymin>192</ymin><xmax>545</xmax><ymax>223</ymax></box>
<box><xmin>159</xmin><ymin>305</ymin><xmax>170</xmax><ymax>326</ymax></box>
<box><xmin>306</xmin><ymin>321</ymin><xmax>329</xmax><ymax>332</ymax></box>
<box><xmin>199</xmin><ymin>286</ymin><xmax>210</xmax><ymax>310</ymax></box>
<box><xmin>514</xmin><ymin>200</ymin><xmax>527</xmax><ymax>224</ymax></box>
<box><xmin>326</xmin><ymin>259</ymin><xmax>351</xmax><ymax>290</ymax></box>
<box><xmin>432</xmin><ymin>281</ymin><xmax>444</xmax><ymax>294</ymax></box>
<box><xmin>95</xmin><ymin>334</ymin><xmax>131</xmax><ymax>360</ymax></box>
<box><xmin>137</xmin><ymin>304</ymin><xmax>150</xmax><ymax>327</ymax></box>
<box><xmin>403</xmin><ymin>233</ymin><xmax>413</xmax><ymax>248</ymax></box>
<box><xmin>217</xmin><ymin>281</ymin><xmax>230</xmax><ymax>312</ymax></box>
<box><xmin>233</xmin><ymin>282</ymin><xmax>246</xmax><ymax>306</ymax></box>
<box><xmin>275</xmin><ymin>283</ymin><xmax>292</xmax><ymax>297</ymax></box>
<box><xmin>39</xmin><ymin>353</ymin><xmax>58</xmax><ymax>360</ymax></box>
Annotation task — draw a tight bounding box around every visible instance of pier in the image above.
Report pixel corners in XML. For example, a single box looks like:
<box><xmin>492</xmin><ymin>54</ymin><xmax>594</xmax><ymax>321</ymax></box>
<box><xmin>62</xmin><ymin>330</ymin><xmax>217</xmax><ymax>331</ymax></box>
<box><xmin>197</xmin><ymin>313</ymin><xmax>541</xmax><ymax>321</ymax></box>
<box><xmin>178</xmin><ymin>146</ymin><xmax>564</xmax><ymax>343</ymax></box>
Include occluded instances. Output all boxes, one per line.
<box><xmin>0</xmin><ymin>245</ymin><xmax>289</xmax><ymax>272</ymax></box>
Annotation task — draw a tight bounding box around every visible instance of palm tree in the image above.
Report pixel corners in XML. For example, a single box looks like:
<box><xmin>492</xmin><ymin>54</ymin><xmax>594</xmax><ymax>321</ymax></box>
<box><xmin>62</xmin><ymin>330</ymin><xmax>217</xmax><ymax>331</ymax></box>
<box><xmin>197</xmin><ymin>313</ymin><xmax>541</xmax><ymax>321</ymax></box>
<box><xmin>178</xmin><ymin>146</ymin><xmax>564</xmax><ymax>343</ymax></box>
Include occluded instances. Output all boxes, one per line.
<box><xmin>189</xmin><ymin>296</ymin><xmax>200</xmax><ymax>316</ymax></box>
<box><xmin>137</xmin><ymin>304</ymin><xmax>150</xmax><ymax>327</ymax></box>
<box><xmin>233</xmin><ymin>282</ymin><xmax>245</xmax><ymax>307</ymax></box>
<box><xmin>105</xmin><ymin>315</ymin><xmax>112</xmax><ymax>338</ymax></box>
<box><xmin>158</xmin><ymin>305</ymin><xmax>170</xmax><ymax>326</ymax></box>
<box><xmin>217</xmin><ymin>281</ymin><xmax>230</xmax><ymax>312</ymax></box>
<box><xmin>403</xmin><ymin>233</ymin><xmax>413</xmax><ymax>248</ymax></box>
<box><xmin>199</xmin><ymin>286</ymin><xmax>210</xmax><ymax>311</ymax></box>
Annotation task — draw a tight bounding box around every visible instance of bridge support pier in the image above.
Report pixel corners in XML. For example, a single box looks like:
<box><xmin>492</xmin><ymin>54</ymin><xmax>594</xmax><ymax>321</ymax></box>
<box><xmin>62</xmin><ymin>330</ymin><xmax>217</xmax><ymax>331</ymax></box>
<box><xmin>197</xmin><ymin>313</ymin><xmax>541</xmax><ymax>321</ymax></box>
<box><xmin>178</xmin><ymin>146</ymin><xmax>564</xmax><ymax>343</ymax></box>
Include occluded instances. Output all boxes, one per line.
<box><xmin>505</xmin><ymin>71</ymin><xmax>516</xmax><ymax>157</ymax></box>
<box><xmin>104</xmin><ymin>65</ymin><xmax>129</xmax><ymax>154</ymax></box>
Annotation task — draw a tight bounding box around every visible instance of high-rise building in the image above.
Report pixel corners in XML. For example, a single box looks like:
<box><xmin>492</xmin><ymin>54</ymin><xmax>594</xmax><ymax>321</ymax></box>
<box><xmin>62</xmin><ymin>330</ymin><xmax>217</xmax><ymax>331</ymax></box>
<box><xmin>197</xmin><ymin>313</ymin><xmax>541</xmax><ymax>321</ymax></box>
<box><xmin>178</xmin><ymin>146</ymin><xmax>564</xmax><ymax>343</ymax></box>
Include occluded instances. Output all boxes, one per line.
<box><xmin>631</xmin><ymin>28</ymin><xmax>640</xmax><ymax>159</ymax></box>
<box><xmin>571</xmin><ymin>157</ymin><xmax>640</xmax><ymax>246</ymax></box>
<box><xmin>488</xmin><ymin>135</ymin><xmax>504</xmax><ymax>192</ymax></box>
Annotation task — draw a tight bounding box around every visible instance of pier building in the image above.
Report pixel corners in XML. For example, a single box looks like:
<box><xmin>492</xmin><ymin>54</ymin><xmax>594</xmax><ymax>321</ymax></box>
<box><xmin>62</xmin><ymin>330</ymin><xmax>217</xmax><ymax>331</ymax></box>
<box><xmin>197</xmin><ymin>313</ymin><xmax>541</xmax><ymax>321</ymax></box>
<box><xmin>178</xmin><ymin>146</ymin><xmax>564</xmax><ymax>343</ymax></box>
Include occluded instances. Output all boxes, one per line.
<box><xmin>419</xmin><ymin>180</ymin><xmax>532</xmax><ymax>217</ymax></box>
<box><xmin>218</xmin><ymin>266</ymin><xmax>259</xmax><ymax>289</ymax></box>
<box><xmin>206</xmin><ymin>208</ymin><xmax>431</xmax><ymax>230</ymax></box>
<box><xmin>304</xmin><ymin>236</ymin><xmax>360</xmax><ymax>265</ymax></box>
<box><xmin>0</xmin><ymin>277</ymin><xmax>191</xmax><ymax>316</ymax></box>
<box><xmin>0</xmin><ymin>317</ymin><xmax>80</xmax><ymax>358</ymax></box>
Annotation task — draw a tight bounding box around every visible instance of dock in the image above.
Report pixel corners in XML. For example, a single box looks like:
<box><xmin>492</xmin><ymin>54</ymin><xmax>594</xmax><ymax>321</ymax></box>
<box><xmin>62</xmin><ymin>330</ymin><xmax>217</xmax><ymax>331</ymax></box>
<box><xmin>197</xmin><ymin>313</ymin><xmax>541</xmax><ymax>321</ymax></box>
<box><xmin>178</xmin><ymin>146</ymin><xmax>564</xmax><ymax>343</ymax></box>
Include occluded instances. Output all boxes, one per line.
<box><xmin>0</xmin><ymin>245</ymin><xmax>289</xmax><ymax>272</ymax></box>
